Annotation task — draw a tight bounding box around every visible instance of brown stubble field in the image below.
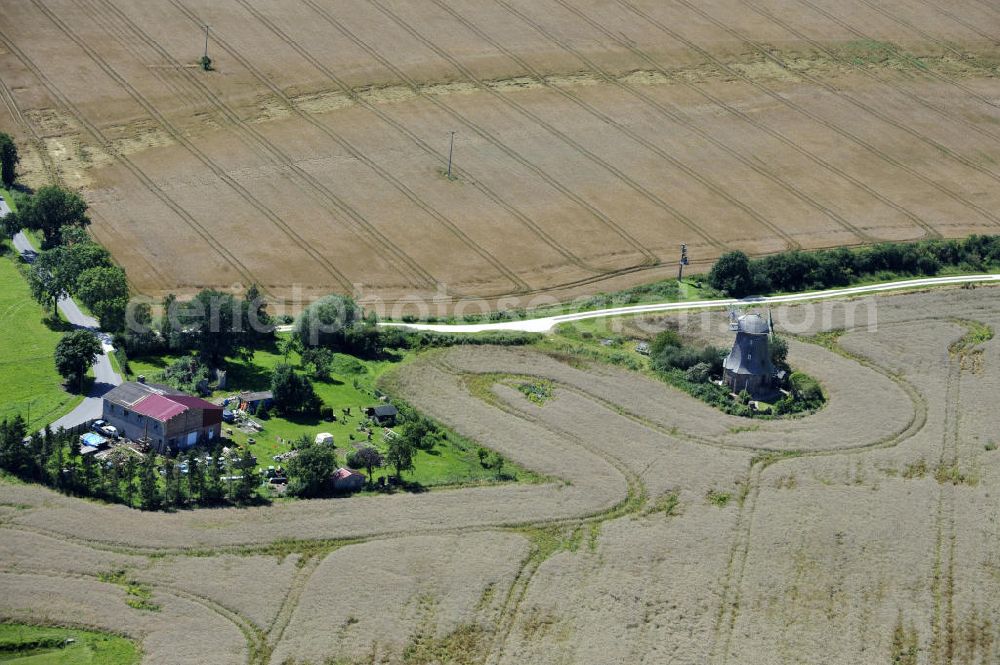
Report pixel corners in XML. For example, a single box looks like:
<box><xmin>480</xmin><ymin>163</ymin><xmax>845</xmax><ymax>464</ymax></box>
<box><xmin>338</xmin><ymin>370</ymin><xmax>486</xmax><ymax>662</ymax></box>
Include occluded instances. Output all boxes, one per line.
<box><xmin>2</xmin><ymin>285</ymin><xmax>1000</xmax><ymax>663</ymax></box>
<box><xmin>2</xmin><ymin>0</ymin><xmax>1000</xmax><ymax>307</ymax></box>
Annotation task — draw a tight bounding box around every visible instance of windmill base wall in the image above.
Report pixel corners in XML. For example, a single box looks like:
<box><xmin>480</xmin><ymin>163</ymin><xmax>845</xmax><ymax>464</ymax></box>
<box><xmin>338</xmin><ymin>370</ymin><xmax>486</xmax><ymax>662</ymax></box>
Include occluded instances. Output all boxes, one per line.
<box><xmin>723</xmin><ymin>371</ymin><xmax>770</xmax><ymax>396</ymax></box>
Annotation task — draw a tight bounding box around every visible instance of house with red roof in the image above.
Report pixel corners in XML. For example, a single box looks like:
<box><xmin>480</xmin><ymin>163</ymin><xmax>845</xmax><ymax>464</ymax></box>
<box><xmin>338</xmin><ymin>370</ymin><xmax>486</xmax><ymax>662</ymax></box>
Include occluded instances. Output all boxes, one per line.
<box><xmin>101</xmin><ymin>380</ymin><xmax>223</xmax><ymax>453</ymax></box>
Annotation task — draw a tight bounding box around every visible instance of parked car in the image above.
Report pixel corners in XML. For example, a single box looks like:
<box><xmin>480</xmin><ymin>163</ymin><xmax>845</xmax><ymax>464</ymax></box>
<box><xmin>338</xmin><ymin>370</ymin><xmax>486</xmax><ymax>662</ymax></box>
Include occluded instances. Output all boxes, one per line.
<box><xmin>222</xmin><ymin>410</ymin><xmax>235</xmax><ymax>423</ymax></box>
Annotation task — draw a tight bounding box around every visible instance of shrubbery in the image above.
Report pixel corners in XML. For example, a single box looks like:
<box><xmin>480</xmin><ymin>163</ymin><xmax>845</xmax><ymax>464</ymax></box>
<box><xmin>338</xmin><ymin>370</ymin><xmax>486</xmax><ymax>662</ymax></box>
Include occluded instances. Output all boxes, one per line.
<box><xmin>708</xmin><ymin>235</ymin><xmax>1000</xmax><ymax>296</ymax></box>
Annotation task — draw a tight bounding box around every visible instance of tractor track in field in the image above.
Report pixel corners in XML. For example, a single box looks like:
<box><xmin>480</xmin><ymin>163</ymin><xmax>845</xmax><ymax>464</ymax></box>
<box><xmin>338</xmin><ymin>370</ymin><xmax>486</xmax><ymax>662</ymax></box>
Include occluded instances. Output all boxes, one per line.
<box><xmin>430</xmin><ymin>0</ymin><xmax>805</xmax><ymax>252</ymax></box>
<box><xmin>664</xmin><ymin>0</ymin><xmax>1000</xmax><ymax>228</ymax></box>
<box><xmin>82</xmin><ymin>0</ymin><xmax>444</xmax><ymax>295</ymax></box>
<box><xmin>854</xmin><ymin>0</ymin><xmax>995</xmax><ymax>64</ymax></box>
<box><xmin>479</xmin><ymin>0</ymin><xmax>874</xmax><ymax>245</ymax></box>
<box><xmin>262</xmin><ymin>554</ymin><xmax>323</xmax><ymax>664</ymax></box>
<box><xmin>365</xmin><ymin>0</ymin><xmax>724</xmax><ymax>255</ymax></box>
<box><xmin>0</xmin><ymin>27</ymin><xmax>262</xmax><ymax>289</ymax></box>
<box><xmin>25</xmin><ymin>0</ymin><xmax>361</xmax><ymax>294</ymax></box>
<box><xmin>188</xmin><ymin>0</ymin><xmax>604</xmax><ymax>285</ymax></box>
<box><xmin>555</xmin><ymin>0</ymin><xmax>942</xmax><ymax>241</ymax></box>
<box><xmin>610</xmin><ymin>0</ymin><xmax>958</xmax><ymax>240</ymax></box>
<box><xmin>206</xmin><ymin>0</ymin><xmax>527</xmax><ymax>296</ymax></box>
<box><xmin>915</xmin><ymin>0</ymin><xmax>1000</xmax><ymax>48</ymax></box>
<box><xmin>708</xmin><ymin>461</ymin><xmax>762</xmax><ymax>665</ymax></box>
<box><xmin>302</xmin><ymin>0</ymin><xmax>662</xmax><ymax>267</ymax></box>
<box><xmin>747</xmin><ymin>0</ymin><xmax>1000</xmax><ymax>148</ymax></box>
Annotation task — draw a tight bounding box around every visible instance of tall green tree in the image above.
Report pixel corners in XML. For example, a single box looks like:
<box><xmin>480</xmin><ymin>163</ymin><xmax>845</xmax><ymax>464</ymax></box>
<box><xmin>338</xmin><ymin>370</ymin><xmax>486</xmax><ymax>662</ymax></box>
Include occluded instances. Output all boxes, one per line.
<box><xmin>270</xmin><ymin>364</ymin><xmax>319</xmax><ymax>415</ymax></box>
<box><xmin>54</xmin><ymin>330</ymin><xmax>101</xmax><ymax>392</ymax></box>
<box><xmin>386</xmin><ymin>435</ymin><xmax>415</xmax><ymax>480</ymax></box>
<box><xmin>139</xmin><ymin>454</ymin><xmax>160</xmax><ymax>510</ymax></box>
<box><xmin>294</xmin><ymin>294</ymin><xmax>360</xmax><ymax>349</ymax></box>
<box><xmin>244</xmin><ymin>283</ymin><xmax>272</xmax><ymax>343</ymax></box>
<box><xmin>347</xmin><ymin>445</ymin><xmax>383</xmax><ymax>485</ymax></box>
<box><xmin>229</xmin><ymin>448</ymin><xmax>260</xmax><ymax>505</ymax></box>
<box><xmin>0</xmin><ymin>132</ymin><xmax>18</xmax><ymax>188</ymax></box>
<box><xmin>179</xmin><ymin>290</ymin><xmax>252</xmax><ymax>366</ymax></box>
<box><xmin>708</xmin><ymin>250</ymin><xmax>755</xmax><ymax>297</ymax></box>
<box><xmin>287</xmin><ymin>439</ymin><xmax>338</xmax><ymax>497</ymax></box>
<box><xmin>15</xmin><ymin>185</ymin><xmax>90</xmax><ymax>248</ymax></box>
<box><xmin>76</xmin><ymin>265</ymin><xmax>129</xmax><ymax>331</ymax></box>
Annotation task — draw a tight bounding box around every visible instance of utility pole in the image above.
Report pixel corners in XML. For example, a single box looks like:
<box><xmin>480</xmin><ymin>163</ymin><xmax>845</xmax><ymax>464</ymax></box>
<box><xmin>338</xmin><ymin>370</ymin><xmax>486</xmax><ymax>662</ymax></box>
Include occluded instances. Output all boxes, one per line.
<box><xmin>446</xmin><ymin>131</ymin><xmax>456</xmax><ymax>180</ymax></box>
<box><xmin>678</xmin><ymin>243</ymin><xmax>689</xmax><ymax>281</ymax></box>
<box><xmin>203</xmin><ymin>24</ymin><xmax>210</xmax><ymax>60</ymax></box>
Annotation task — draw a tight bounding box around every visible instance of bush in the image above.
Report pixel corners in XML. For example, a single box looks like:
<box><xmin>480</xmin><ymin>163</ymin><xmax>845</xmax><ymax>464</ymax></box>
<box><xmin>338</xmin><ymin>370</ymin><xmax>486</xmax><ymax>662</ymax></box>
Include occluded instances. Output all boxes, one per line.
<box><xmin>790</xmin><ymin>372</ymin><xmax>823</xmax><ymax>402</ymax></box>
<box><xmin>684</xmin><ymin>362</ymin><xmax>712</xmax><ymax>383</ymax></box>
<box><xmin>707</xmin><ymin>234</ymin><xmax>1000</xmax><ymax>297</ymax></box>
<box><xmin>319</xmin><ymin>405</ymin><xmax>334</xmax><ymax>421</ymax></box>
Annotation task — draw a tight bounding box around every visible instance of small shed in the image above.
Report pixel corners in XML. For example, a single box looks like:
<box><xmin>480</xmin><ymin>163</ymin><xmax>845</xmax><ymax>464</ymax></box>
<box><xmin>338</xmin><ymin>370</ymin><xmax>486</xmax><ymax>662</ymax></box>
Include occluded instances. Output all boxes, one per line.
<box><xmin>315</xmin><ymin>432</ymin><xmax>335</xmax><ymax>446</ymax></box>
<box><xmin>366</xmin><ymin>404</ymin><xmax>399</xmax><ymax>426</ymax></box>
<box><xmin>239</xmin><ymin>391</ymin><xmax>274</xmax><ymax>413</ymax></box>
<box><xmin>331</xmin><ymin>467</ymin><xmax>366</xmax><ymax>492</ymax></box>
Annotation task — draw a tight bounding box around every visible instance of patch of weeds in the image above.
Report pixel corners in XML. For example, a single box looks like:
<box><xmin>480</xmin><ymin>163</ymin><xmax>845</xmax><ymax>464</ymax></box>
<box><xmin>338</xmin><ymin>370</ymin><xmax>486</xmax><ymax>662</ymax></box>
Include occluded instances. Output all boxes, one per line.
<box><xmin>100</xmin><ymin>569</ymin><xmax>160</xmax><ymax>612</ymax></box>
<box><xmin>902</xmin><ymin>459</ymin><xmax>928</xmax><ymax>479</ymax></box>
<box><xmin>728</xmin><ymin>424</ymin><xmax>760</xmax><ymax>434</ymax></box>
<box><xmin>985</xmin><ymin>441</ymin><xmax>997</xmax><ymax>452</ymax></box>
<box><xmin>587</xmin><ymin>523</ymin><xmax>601</xmax><ymax>552</ymax></box>
<box><xmin>647</xmin><ymin>491</ymin><xmax>681</xmax><ymax>518</ymax></box>
<box><xmin>751</xmin><ymin>450</ymin><xmax>801</xmax><ymax>468</ymax></box>
<box><xmin>706</xmin><ymin>490</ymin><xmax>731</xmax><ymax>508</ymax></box>
<box><xmin>403</xmin><ymin>621</ymin><xmax>484</xmax><ymax>664</ymax></box>
<box><xmin>935</xmin><ymin>464</ymin><xmax>976</xmax><ymax>486</ymax></box>
<box><xmin>890</xmin><ymin>612</ymin><xmax>919</xmax><ymax>665</ymax></box>
<box><xmin>810</xmin><ymin>329</ymin><xmax>846</xmax><ymax>350</ymax></box>
<box><xmin>773</xmin><ymin>474</ymin><xmax>797</xmax><ymax>490</ymax></box>
<box><xmin>516</xmin><ymin>525</ymin><xmax>585</xmax><ymax>564</ymax></box>
<box><xmin>516</xmin><ymin>380</ymin><xmax>553</xmax><ymax>405</ymax></box>
<box><xmin>519</xmin><ymin>607</ymin><xmax>561</xmax><ymax>641</ymax></box>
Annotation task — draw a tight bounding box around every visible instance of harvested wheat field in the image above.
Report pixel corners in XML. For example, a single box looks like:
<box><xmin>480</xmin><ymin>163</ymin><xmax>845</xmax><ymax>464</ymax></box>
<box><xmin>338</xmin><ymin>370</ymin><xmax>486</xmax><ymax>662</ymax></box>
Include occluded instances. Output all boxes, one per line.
<box><xmin>2</xmin><ymin>285</ymin><xmax>1000</xmax><ymax>663</ymax></box>
<box><xmin>2</xmin><ymin>0</ymin><xmax>1000</xmax><ymax>307</ymax></box>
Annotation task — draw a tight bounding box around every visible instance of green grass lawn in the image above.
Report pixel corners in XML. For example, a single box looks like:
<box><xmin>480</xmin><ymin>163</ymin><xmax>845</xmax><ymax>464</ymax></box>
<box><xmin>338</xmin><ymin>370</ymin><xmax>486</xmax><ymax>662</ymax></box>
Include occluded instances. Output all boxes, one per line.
<box><xmin>0</xmin><ymin>623</ymin><xmax>139</xmax><ymax>664</ymax></box>
<box><xmin>128</xmin><ymin>338</ymin><xmax>539</xmax><ymax>489</ymax></box>
<box><xmin>0</xmin><ymin>254</ymin><xmax>82</xmax><ymax>429</ymax></box>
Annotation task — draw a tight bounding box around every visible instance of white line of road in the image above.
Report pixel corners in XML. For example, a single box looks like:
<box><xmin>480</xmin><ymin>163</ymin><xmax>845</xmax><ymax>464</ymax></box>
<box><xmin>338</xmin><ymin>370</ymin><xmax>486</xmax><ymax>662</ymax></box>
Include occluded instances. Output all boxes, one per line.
<box><xmin>379</xmin><ymin>274</ymin><xmax>1000</xmax><ymax>334</ymax></box>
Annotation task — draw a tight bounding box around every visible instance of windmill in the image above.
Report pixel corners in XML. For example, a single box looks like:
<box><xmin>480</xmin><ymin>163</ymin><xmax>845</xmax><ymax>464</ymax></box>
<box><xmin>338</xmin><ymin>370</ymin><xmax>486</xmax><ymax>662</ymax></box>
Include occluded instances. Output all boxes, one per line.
<box><xmin>722</xmin><ymin>310</ymin><xmax>774</xmax><ymax>397</ymax></box>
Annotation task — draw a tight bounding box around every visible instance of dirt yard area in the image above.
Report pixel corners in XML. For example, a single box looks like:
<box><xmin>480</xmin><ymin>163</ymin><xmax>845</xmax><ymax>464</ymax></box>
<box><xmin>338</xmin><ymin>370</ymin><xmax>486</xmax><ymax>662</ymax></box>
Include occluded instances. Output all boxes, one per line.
<box><xmin>2</xmin><ymin>0</ymin><xmax>1000</xmax><ymax>310</ymax></box>
<box><xmin>1</xmin><ymin>285</ymin><xmax>999</xmax><ymax>663</ymax></box>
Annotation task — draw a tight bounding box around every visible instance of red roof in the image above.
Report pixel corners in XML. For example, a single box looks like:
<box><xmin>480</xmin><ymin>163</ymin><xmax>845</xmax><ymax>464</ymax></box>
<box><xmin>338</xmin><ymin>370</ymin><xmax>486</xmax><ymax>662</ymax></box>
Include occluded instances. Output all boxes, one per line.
<box><xmin>168</xmin><ymin>395</ymin><xmax>222</xmax><ymax>411</ymax></box>
<box><xmin>133</xmin><ymin>394</ymin><xmax>188</xmax><ymax>421</ymax></box>
<box><xmin>332</xmin><ymin>467</ymin><xmax>364</xmax><ymax>480</ymax></box>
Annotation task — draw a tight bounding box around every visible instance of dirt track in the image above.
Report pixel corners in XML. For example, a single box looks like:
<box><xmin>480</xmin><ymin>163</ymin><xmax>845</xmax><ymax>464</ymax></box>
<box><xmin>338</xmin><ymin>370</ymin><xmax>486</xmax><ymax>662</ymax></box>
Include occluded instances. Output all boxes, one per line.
<box><xmin>2</xmin><ymin>0</ymin><xmax>1000</xmax><ymax>308</ymax></box>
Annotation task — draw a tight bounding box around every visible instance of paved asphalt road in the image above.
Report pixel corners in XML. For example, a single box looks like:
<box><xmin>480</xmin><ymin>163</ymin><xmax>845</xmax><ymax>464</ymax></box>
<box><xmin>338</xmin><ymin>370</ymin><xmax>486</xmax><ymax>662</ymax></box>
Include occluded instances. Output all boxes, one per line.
<box><xmin>382</xmin><ymin>274</ymin><xmax>1000</xmax><ymax>334</ymax></box>
<box><xmin>9</xmin><ymin>227</ymin><xmax>122</xmax><ymax>430</ymax></box>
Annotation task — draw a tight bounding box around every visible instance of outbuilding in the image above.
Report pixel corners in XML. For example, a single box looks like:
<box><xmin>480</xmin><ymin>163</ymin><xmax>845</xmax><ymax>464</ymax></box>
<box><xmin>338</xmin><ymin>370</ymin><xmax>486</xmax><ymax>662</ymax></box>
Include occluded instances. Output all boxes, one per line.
<box><xmin>366</xmin><ymin>404</ymin><xmax>399</xmax><ymax>426</ymax></box>
<box><xmin>331</xmin><ymin>467</ymin><xmax>366</xmax><ymax>492</ymax></box>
